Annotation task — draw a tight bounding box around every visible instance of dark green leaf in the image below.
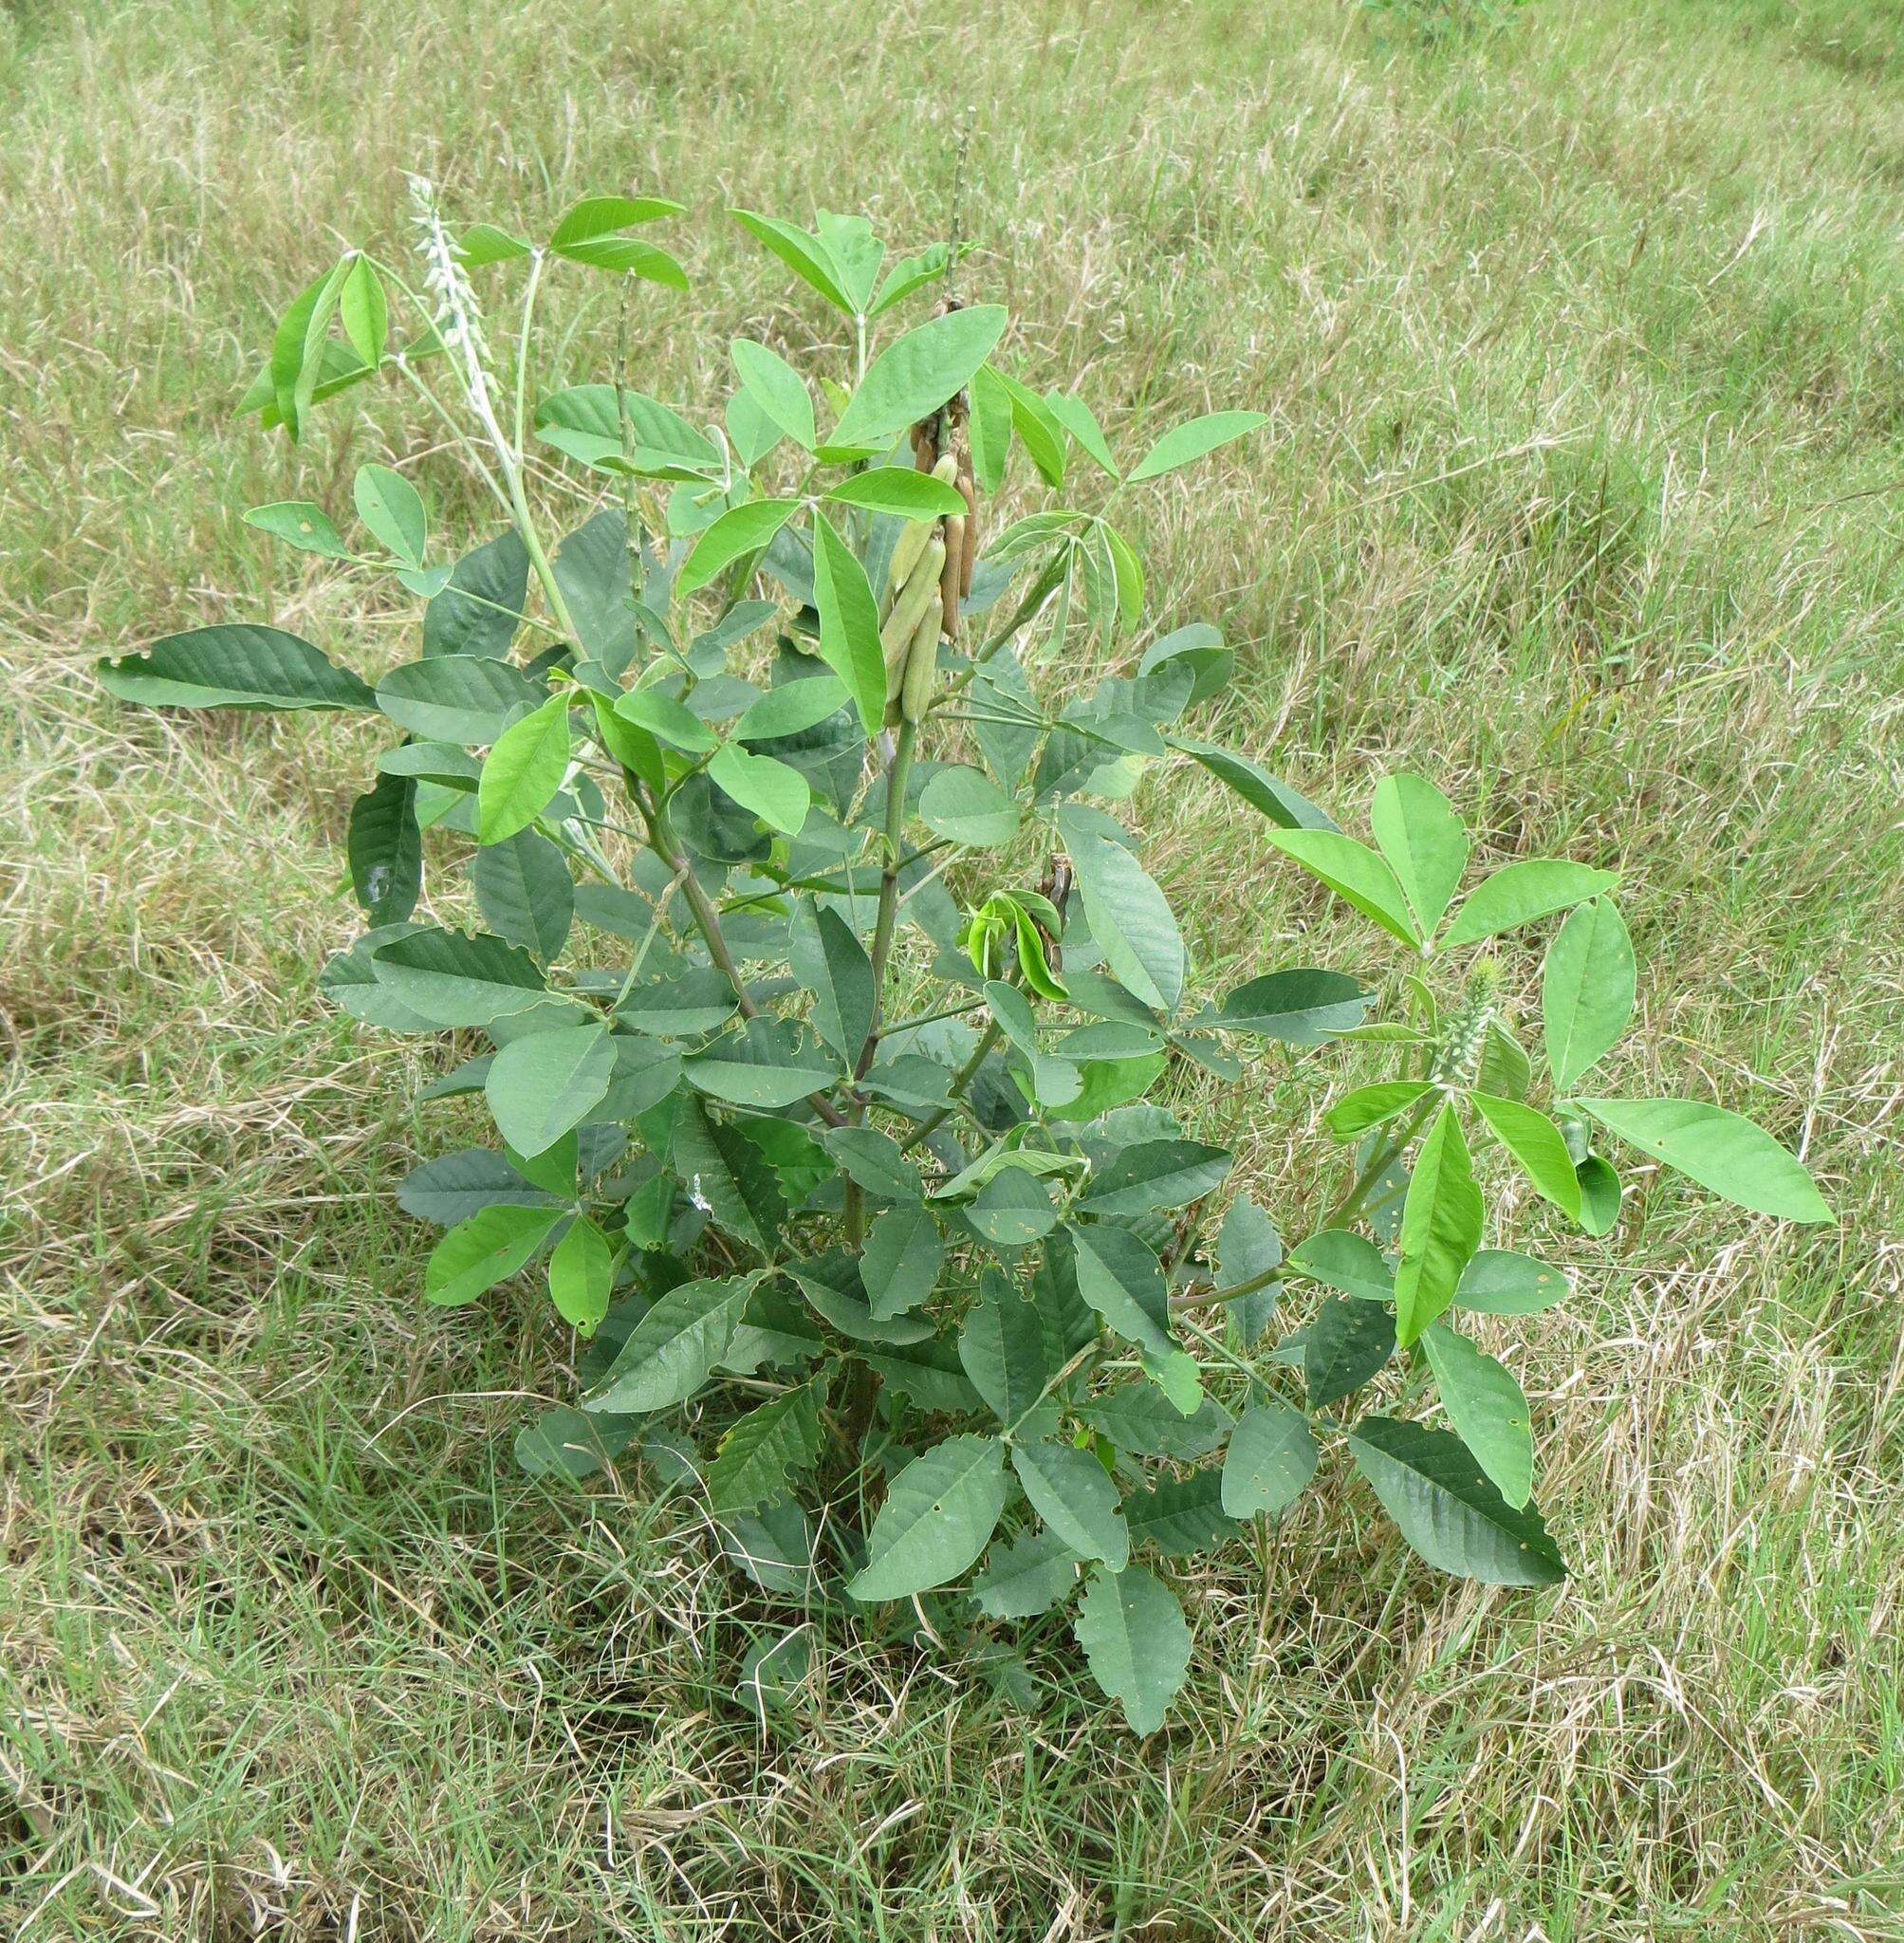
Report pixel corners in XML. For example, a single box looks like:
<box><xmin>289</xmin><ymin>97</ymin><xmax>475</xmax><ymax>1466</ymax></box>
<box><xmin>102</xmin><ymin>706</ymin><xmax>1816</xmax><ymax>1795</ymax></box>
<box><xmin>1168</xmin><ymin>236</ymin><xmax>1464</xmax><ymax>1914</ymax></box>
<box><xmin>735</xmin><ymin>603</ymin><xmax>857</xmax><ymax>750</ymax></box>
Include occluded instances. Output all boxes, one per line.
<box><xmin>1120</xmin><ymin>1470</ymin><xmax>1237</xmax><ymax>1558</ymax></box>
<box><xmin>470</xmin><ymin>828</ymin><xmax>574</xmax><ymax>960</ymax></box>
<box><xmin>1212</xmin><ymin>969</ymin><xmax>1368</xmax><ymax>1043</ymax></box>
<box><xmin>671</xmin><ymin>1098</ymin><xmax>786</xmax><ymax>1255</ymax></box>
<box><xmin>1012</xmin><ymin>1440</ymin><xmax>1129</xmax><ymax>1567</ymax></box>
<box><xmin>584</xmin><ymin>1275</ymin><xmax>756</xmax><ymax>1414</ymax></box>
<box><xmin>1286</xmin><ymin>1230</ymin><xmax>1394</xmax><ymax>1303</ymax></box>
<box><xmin>424</xmin><ymin>531</ymin><xmax>530</xmax><ymax>658</ymax></box>
<box><xmin>485</xmin><ymin>1023</ymin><xmax>615</xmax><ymax>1157</ymax></box>
<box><xmin>346</xmin><ymin>771</ymin><xmax>421</xmax><ymax>924</ymax></box>
<box><xmin>377</xmin><ymin>654</ymin><xmax>545</xmax><ymax>744</ymax></box>
<box><xmin>100</xmin><ymin>624</ymin><xmax>375</xmax><ymax>712</ymax></box>
<box><xmin>368</xmin><ymin>928</ymin><xmax>545</xmax><ymax>1028</ymax></box>
<box><xmin>970</xmin><ymin>1530</ymin><xmax>1080</xmax><ymax>1619</ymax></box>
<box><xmin>1072</xmin><ymin>1564</ymin><xmax>1191</xmax><ymax>1734</ymax></box>
<box><xmin>788</xmin><ymin>900</ymin><xmax>875</xmax><ymax>1064</ymax></box>
<box><xmin>1221</xmin><ymin>1398</ymin><xmax>1318</xmax><ymax>1518</ymax></box>
<box><xmin>847</xmin><ymin>1434</ymin><xmax>1010</xmax><ymax>1601</ymax></box>
<box><xmin>861</xmin><ymin>1199</ymin><xmax>944</xmax><ymax>1318</ymax></box>
<box><xmin>1081</xmin><ymin>1139</ymin><xmax>1230</xmax><ymax>1217</ymax></box>
<box><xmin>1305</xmin><ymin>1295</ymin><xmax>1396</xmax><ymax>1408</ymax></box>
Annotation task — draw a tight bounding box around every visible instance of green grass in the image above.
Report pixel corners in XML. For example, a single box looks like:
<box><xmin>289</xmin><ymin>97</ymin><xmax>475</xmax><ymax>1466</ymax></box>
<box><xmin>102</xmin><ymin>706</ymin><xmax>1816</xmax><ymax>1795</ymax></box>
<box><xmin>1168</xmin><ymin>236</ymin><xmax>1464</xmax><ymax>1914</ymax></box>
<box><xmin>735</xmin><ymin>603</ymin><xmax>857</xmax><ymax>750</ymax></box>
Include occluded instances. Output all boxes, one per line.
<box><xmin>3</xmin><ymin>0</ymin><xmax>1902</xmax><ymax>1935</ymax></box>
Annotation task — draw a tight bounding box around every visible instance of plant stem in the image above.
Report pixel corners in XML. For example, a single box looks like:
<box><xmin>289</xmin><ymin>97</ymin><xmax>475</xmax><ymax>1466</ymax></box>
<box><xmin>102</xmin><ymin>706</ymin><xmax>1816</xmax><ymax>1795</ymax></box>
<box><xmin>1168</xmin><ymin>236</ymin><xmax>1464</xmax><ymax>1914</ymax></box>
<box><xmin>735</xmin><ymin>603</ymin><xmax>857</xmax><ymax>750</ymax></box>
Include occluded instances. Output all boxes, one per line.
<box><xmin>854</xmin><ymin>716</ymin><xmax>917</xmax><ymax>1082</ymax></box>
<box><xmin>900</xmin><ymin>1021</ymin><xmax>1001</xmax><ymax>1154</ymax></box>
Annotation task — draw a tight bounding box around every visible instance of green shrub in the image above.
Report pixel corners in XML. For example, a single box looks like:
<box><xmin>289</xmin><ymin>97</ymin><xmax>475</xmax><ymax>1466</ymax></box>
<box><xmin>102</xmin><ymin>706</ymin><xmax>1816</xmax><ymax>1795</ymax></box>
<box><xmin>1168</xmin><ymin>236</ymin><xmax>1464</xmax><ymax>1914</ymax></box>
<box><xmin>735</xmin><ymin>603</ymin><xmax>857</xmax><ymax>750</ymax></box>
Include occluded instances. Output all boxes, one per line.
<box><xmin>100</xmin><ymin>189</ymin><xmax>1829</xmax><ymax>1732</ymax></box>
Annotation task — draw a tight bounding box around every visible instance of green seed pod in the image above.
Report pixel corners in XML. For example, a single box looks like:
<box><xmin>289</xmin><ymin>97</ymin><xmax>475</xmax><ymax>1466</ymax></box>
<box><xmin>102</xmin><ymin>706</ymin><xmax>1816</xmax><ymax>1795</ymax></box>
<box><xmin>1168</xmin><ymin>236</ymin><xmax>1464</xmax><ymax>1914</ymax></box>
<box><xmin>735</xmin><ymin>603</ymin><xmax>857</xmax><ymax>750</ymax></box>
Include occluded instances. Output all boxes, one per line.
<box><xmin>899</xmin><ymin>601</ymin><xmax>940</xmax><ymax>723</ymax></box>
<box><xmin>886</xmin><ymin>515</ymin><xmax>934</xmax><ymax>601</ymax></box>
<box><xmin>880</xmin><ymin>537</ymin><xmax>945</xmax><ymax>662</ymax></box>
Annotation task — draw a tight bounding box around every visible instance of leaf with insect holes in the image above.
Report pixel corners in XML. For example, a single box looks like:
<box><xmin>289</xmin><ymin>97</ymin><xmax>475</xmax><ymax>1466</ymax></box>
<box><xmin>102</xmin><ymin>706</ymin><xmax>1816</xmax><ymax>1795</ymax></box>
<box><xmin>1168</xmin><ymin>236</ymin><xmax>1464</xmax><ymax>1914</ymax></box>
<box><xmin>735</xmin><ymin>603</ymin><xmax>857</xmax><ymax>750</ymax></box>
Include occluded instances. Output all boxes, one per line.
<box><xmin>1012</xmin><ymin>1440</ymin><xmax>1130</xmax><ymax>1567</ymax></box>
<box><xmin>847</xmin><ymin>1434</ymin><xmax>1010</xmax><ymax>1601</ymax></box>
<box><xmin>1073</xmin><ymin>1564</ymin><xmax>1191</xmax><ymax>1733</ymax></box>
<box><xmin>1222</xmin><ymin>1398</ymin><xmax>1319</xmax><ymax>1519</ymax></box>
<box><xmin>970</xmin><ymin>1530</ymin><xmax>1079</xmax><ymax>1620</ymax></box>
<box><xmin>1421</xmin><ymin>1323</ymin><xmax>1532</xmax><ymax>1508</ymax></box>
<box><xmin>245</xmin><ymin>500</ymin><xmax>350</xmax><ymax>558</ymax></box>
<box><xmin>346</xmin><ymin>772</ymin><xmax>421</xmax><ymax>925</ymax></box>
<box><xmin>547</xmin><ymin>1213</ymin><xmax>614</xmax><ymax>1335</ymax></box>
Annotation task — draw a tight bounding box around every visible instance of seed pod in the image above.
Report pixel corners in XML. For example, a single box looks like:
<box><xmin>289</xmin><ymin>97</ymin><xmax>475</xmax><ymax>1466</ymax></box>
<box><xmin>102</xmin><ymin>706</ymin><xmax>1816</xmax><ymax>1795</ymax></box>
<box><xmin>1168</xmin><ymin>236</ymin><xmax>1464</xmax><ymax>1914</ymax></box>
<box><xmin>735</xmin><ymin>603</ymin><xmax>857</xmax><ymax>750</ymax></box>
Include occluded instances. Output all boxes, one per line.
<box><xmin>940</xmin><ymin>514</ymin><xmax>965</xmax><ymax>637</ymax></box>
<box><xmin>881</xmin><ymin>535</ymin><xmax>946</xmax><ymax>688</ymax></box>
<box><xmin>887</xmin><ymin>515</ymin><xmax>934</xmax><ymax>600</ymax></box>
<box><xmin>956</xmin><ymin>457</ymin><xmax>978</xmax><ymax>597</ymax></box>
<box><xmin>899</xmin><ymin>600</ymin><xmax>941</xmax><ymax>723</ymax></box>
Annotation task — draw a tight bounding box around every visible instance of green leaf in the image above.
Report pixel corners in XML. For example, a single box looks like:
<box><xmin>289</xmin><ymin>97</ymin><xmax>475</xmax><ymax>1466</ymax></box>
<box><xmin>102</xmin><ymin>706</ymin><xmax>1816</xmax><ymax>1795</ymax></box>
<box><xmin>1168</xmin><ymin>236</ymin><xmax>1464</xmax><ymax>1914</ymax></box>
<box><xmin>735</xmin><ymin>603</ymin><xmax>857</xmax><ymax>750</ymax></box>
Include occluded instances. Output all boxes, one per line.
<box><xmin>1266</xmin><ymin>829</ymin><xmax>1420</xmax><ymax>951</ymax></box>
<box><xmin>425</xmin><ymin>531</ymin><xmax>531</xmax><ymax>658</ymax></box>
<box><xmin>1127</xmin><ymin>410</ymin><xmax>1267</xmax><ymax>482</ymax></box>
<box><xmin>338</xmin><ymin>254</ymin><xmax>387</xmax><ymax>364</ymax></box>
<box><xmin>1326</xmin><ymin>1080</ymin><xmax>1434</xmax><ymax>1141</ymax></box>
<box><xmin>476</xmin><ymin>694</ymin><xmax>571</xmax><ymax>843</ymax></box>
<box><xmin>918</xmin><ymin>766</ymin><xmax>1020</xmax><ymax>848</ymax></box>
<box><xmin>734</xmin><ymin>676</ymin><xmax>850</xmax><ymax>742</ymax></box>
<box><xmin>1573</xmin><ymin>1098</ymin><xmax>1830</xmax><ymax>1224</ymax></box>
<box><xmin>612</xmin><ymin>684</ymin><xmax>717</xmax><ymax>752</ymax></box>
<box><xmin>1067</xmin><ymin>1225</ymin><xmax>1174</xmax><ymax>1361</ymax></box>
<box><xmin>728</xmin><ymin>209</ymin><xmax>853</xmax><ymax>312</ymax></box>
<box><xmin>534</xmin><ymin>385</ymin><xmax>722</xmax><ymax>481</ymax></box>
<box><xmin>970</xmin><ymin>1530</ymin><xmax>1080</xmax><ymax>1619</ymax></box>
<box><xmin>99</xmin><ymin>624</ymin><xmax>376</xmax><ymax>712</ymax></box>
<box><xmin>1012</xmin><ymin>1441</ymin><xmax>1130</xmax><ymax>1567</ymax></box>
<box><xmin>847</xmin><ymin>1434</ymin><xmax>1010</xmax><ymax>1601</ymax></box>
<box><xmin>987</xmin><ymin>367</ymin><xmax>1067</xmax><ymax>487</ymax></box>
<box><xmin>1058</xmin><ymin>811</ymin><xmax>1184</xmax><ymax>1012</ymax></box>
<box><xmin>1081</xmin><ymin>1139</ymin><xmax>1230</xmax><ymax>1217</ymax></box>
<box><xmin>457</xmin><ymin>223</ymin><xmax>532</xmax><ymax>267</ymax></box>
<box><xmin>832</xmin><ymin>305</ymin><xmax>1009</xmax><ymax>449</ymax></box>
<box><xmin>550</xmin><ymin>235</ymin><xmax>686</xmax><ymax>285</ymax></box>
<box><xmin>822</xmin><ymin>1126</ymin><xmax>922</xmax><ymax>1203</ymax></box>
<box><xmin>707</xmin><ymin>742</ymin><xmax>811</xmax><ymax>836</ymax></box>
<box><xmin>584</xmin><ymin>1276</ymin><xmax>755</xmax><ymax>1415</ymax></box>
<box><xmin>707</xmin><ymin>1379</ymin><xmax>828</xmax><ymax>1516</ymax></box>
<box><xmin>1221</xmin><ymin>1398</ymin><xmax>1319</xmax><ymax>1518</ymax></box>
<box><xmin>1215</xmin><ymin>1193</ymin><xmax>1281</xmax><ymax>1342</ymax></box>
<box><xmin>549</xmin><ymin>194</ymin><xmax>684</xmax><ymax>249</ymax></box>
<box><xmin>425</xmin><ymin>1204</ymin><xmax>563</xmax><ymax>1307</ymax></box>
<box><xmin>676</xmin><ymin>498</ymin><xmax>799</xmax><ymax>597</ymax></box>
<box><xmin>1575</xmin><ymin>1155</ymin><xmax>1622</xmax><ymax>1235</ymax></box>
<box><xmin>1370</xmin><ymin>774</ymin><xmax>1470</xmax><ymax>936</ymax></box>
<box><xmin>787</xmin><ymin>900</ymin><xmax>875</xmax><ymax>1065</ymax></box>
<box><xmin>1470</xmin><ymin>1092</ymin><xmax>1583</xmax><ymax>1221</ymax></box>
<box><xmin>968</xmin><ymin>364</ymin><xmax>1013</xmax><ymax>494</ymax></box>
<box><xmin>957</xmin><ymin>1276</ymin><xmax>1064</xmax><ymax>1428</ymax></box>
<box><xmin>825</xmin><ymin>469</ymin><xmax>967</xmax><ymax>518</ymax></box>
<box><xmin>1046</xmin><ymin>392</ymin><xmax>1119</xmax><ymax>477</ymax></box>
<box><xmin>671</xmin><ymin>1098</ymin><xmax>786</xmax><ymax>1255</ymax></box>
<box><xmin>368</xmin><ymin>928</ymin><xmax>545</xmax><ymax>1029</ymax></box>
<box><xmin>861</xmin><ymin>1200</ymin><xmax>944</xmax><ymax>1319</ymax></box>
<box><xmin>514</xmin><ymin>1403</ymin><xmax>636</xmax><ymax>1481</ymax></box>
<box><xmin>1394</xmin><ymin>1103</ymin><xmax>1484</xmax><ymax>1347</ymax></box>
<box><xmin>1173</xmin><ymin>739</ymin><xmax>1335</xmax><ymax>830</ymax></box>
<box><xmin>968</xmin><ymin>1170</ymin><xmax>1060</xmax><ymax>1246</ymax></box>
<box><xmin>870</xmin><ymin>241</ymin><xmax>949</xmax><ymax>316</ymax></box>
<box><xmin>683</xmin><ymin>1046</ymin><xmax>835</xmax><ymax>1110</ymax></box>
<box><xmin>346</xmin><ymin>771</ymin><xmax>421</xmax><ymax>924</ymax></box>
<box><xmin>1441</xmin><ymin>860</ymin><xmax>1619</xmax><ymax>949</ymax></box>
<box><xmin>243</xmin><ymin>500</ymin><xmax>351</xmax><ymax>558</ymax></box>
<box><xmin>547</xmin><ymin>1214</ymin><xmax>614</xmax><ymax>1335</ymax></box>
<box><xmin>1346</xmin><ymin>1416</ymin><xmax>1564</xmax><ymax>1585</ymax></box>
<box><xmin>353</xmin><ymin>463</ymin><xmax>427</xmax><ymax>568</ymax></box>
<box><xmin>1119</xmin><ymin>1471</ymin><xmax>1236</xmax><ymax>1558</ymax></box>
<box><xmin>1455</xmin><ymin>1249</ymin><xmax>1568</xmax><ymax>1314</ymax></box>
<box><xmin>377</xmin><ymin>654</ymin><xmax>545</xmax><ymax>744</ymax></box>
<box><xmin>1212</xmin><ymin>969</ymin><xmax>1368</xmax><ymax>1044</ymax></box>
<box><xmin>1305</xmin><ymin>1295</ymin><xmax>1396</xmax><ymax>1408</ymax></box>
<box><xmin>396</xmin><ymin>1146</ymin><xmax>558</xmax><ymax>1227</ymax></box>
<box><xmin>1286</xmin><ymin>1230</ymin><xmax>1394</xmax><ymax>1303</ymax></box>
<box><xmin>1072</xmin><ymin>1564</ymin><xmax>1191</xmax><ymax>1734</ymax></box>
<box><xmin>809</xmin><ymin>510</ymin><xmax>886</xmax><ymax>737</ymax></box>
<box><xmin>724</xmin><ymin>341</ymin><xmax>816</xmax><ymax>455</ymax></box>
<box><xmin>1080</xmin><ymin>1384</ymin><xmax>1233</xmax><ymax>1461</ymax></box>
<box><xmin>615</xmin><ymin>967</ymin><xmax>737</xmax><ymax>1038</ymax></box>
<box><xmin>471</xmin><ymin>827</ymin><xmax>574</xmax><ymax>959</ymax></box>
<box><xmin>1541</xmin><ymin>897</ymin><xmax>1636</xmax><ymax>1091</ymax></box>
<box><xmin>485</xmin><ymin>1024</ymin><xmax>615</xmax><ymax>1157</ymax></box>
<box><xmin>269</xmin><ymin>256</ymin><xmax>355</xmax><ymax>439</ymax></box>
<box><xmin>1421</xmin><ymin>1323</ymin><xmax>1532</xmax><ymax>1508</ymax></box>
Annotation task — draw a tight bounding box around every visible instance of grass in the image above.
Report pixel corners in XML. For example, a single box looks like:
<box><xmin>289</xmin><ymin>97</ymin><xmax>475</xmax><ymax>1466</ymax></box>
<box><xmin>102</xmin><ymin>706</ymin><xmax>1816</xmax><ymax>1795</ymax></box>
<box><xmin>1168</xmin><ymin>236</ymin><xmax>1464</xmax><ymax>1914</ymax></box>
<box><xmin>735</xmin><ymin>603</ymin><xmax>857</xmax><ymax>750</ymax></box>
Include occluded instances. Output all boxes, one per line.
<box><xmin>2</xmin><ymin>0</ymin><xmax>1901</xmax><ymax>1934</ymax></box>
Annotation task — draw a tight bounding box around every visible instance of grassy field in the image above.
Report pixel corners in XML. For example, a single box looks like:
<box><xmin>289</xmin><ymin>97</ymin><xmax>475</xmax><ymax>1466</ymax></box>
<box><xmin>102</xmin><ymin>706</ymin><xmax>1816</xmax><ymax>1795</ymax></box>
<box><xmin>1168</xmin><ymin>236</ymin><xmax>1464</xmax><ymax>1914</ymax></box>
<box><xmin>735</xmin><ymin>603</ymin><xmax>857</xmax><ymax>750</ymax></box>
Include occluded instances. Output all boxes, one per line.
<box><xmin>3</xmin><ymin>0</ymin><xmax>1902</xmax><ymax>1934</ymax></box>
